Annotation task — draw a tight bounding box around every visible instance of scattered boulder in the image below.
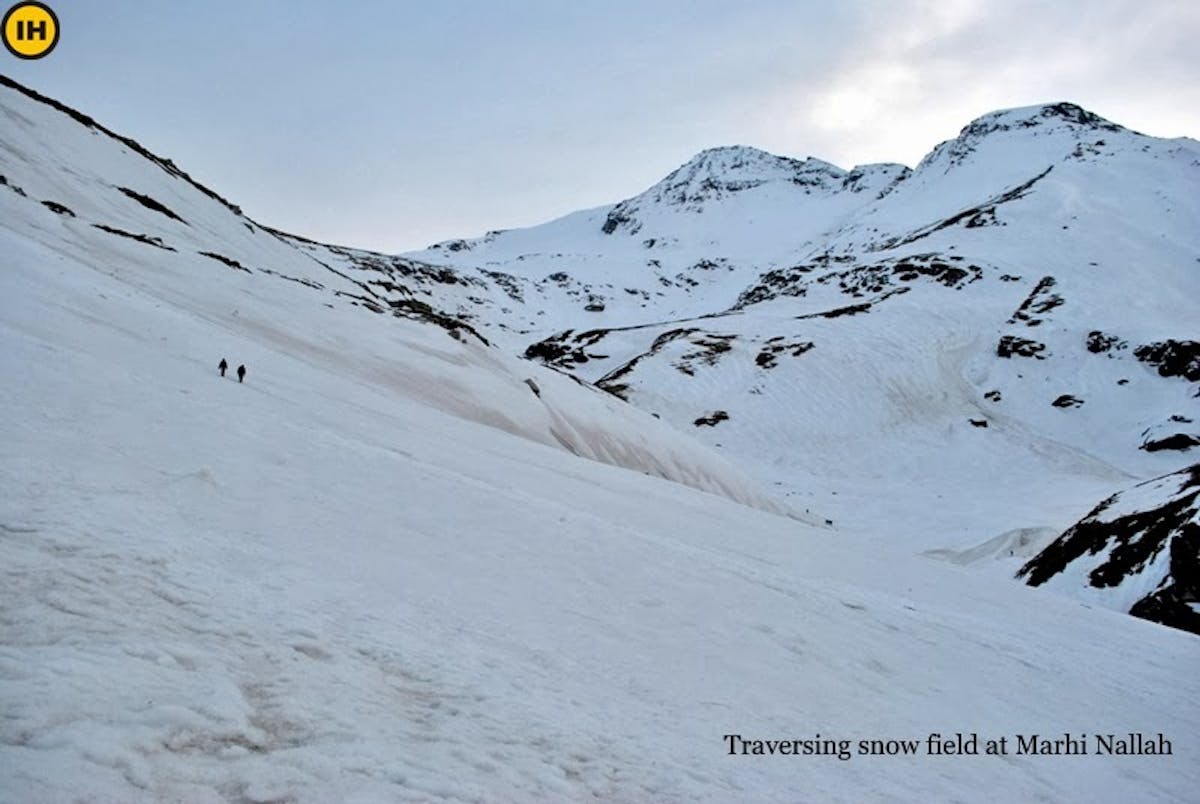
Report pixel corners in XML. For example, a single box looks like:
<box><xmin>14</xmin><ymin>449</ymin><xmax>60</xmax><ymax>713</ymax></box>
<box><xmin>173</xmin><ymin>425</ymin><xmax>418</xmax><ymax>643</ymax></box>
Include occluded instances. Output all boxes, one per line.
<box><xmin>1142</xmin><ymin>434</ymin><xmax>1199</xmax><ymax>452</ymax></box>
<box><xmin>997</xmin><ymin>335</ymin><xmax>1047</xmax><ymax>359</ymax></box>
<box><xmin>693</xmin><ymin>410</ymin><xmax>730</xmax><ymax>427</ymax></box>
<box><xmin>1134</xmin><ymin>340</ymin><xmax>1200</xmax><ymax>382</ymax></box>
<box><xmin>1086</xmin><ymin>330</ymin><xmax>1127</xmax><ymax>355</ymax></box>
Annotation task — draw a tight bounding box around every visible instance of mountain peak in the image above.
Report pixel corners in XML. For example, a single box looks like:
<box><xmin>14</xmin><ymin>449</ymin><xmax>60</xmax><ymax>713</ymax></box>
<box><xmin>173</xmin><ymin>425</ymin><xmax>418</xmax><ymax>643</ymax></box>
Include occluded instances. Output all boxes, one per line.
<box><xmin>962</xmin><ymin>102</ymin><xmax>1125</xmax><ymax>137</ymax></box>
<box><xmin>600</xmin><ymin>146</ymin><xmax>847</xmax><ymax>234</ymax></box>
<box><xmin>665</xmin><ymin>145</ymin><xmax>844</xmax><ymax>190</ymax></box>
<box><xmin>917</xmin><ymin>101</ymin><xmax>1130</xmax><ymax>171</ymax></box>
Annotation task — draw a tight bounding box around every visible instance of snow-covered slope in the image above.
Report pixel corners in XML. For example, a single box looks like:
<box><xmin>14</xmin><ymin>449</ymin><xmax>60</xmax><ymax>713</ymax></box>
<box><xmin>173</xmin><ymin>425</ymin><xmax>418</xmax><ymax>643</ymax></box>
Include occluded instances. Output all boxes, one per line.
<box><xmin>2</xmin><ymin>77</ymin><xmax>1200</xmax><ymax>801</ymax></box>
<box><xmin>1020</xmin><ymin>464</ymin><xmax>1200</xmax><ymax>635</ymax></box>
<box><xmin>0</xmin><ymin>75</ymin><xmax>783</xmax><ymax>514</ymax></box>
<box><xmin>5</xmin><ymin>225</ymin><xmax>1199</xmax><ymax>801</ymax></box>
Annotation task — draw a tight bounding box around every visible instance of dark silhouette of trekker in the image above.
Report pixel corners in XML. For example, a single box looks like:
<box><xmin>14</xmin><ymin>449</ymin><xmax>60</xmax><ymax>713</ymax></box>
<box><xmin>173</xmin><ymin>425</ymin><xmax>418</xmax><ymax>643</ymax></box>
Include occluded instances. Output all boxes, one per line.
<box><xmin>218</xmin><ymin>358</ymin><xmax>228</xmax><ymax>377</ymax></box>
<box><xmin>237</xmin><ymin>364</ymin><xmax>246</xmax><ymax>383</ymax></box>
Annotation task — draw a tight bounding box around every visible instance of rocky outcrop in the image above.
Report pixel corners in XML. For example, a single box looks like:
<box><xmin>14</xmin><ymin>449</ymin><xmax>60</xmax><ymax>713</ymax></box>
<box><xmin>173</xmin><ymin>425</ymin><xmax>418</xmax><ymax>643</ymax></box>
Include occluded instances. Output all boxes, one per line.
<box><xmin>1019</xmin><ymin>465</ymin><xmax>1200</xmax><ymax>635</ymax></box>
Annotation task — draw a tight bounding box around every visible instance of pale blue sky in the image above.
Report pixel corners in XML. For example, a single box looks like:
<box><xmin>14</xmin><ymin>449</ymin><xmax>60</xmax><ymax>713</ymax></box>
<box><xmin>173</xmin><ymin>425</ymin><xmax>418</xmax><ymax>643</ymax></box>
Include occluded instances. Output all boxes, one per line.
<box><xmin>4</xmin><ymin>0</ymin><xmax>1198</xmax><ymax>251</ymax></box>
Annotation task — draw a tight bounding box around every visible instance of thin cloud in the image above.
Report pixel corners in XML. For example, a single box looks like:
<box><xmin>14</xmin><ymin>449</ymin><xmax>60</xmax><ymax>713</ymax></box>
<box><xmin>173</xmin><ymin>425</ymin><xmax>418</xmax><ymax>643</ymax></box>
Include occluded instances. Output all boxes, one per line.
<box><xmin>778</xmin><ymin>0</ymin><xmax>1200</xmax><ymax>169</ymax></box>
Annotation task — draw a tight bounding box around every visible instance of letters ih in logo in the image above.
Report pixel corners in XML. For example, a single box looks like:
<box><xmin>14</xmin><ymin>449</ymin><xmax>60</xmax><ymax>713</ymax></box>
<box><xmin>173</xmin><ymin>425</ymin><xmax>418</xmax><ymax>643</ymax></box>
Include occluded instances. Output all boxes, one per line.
<box><xmin>3</xmin><ymin>1</ymin><xmax>59</xmax><ymax>59</ymax></box>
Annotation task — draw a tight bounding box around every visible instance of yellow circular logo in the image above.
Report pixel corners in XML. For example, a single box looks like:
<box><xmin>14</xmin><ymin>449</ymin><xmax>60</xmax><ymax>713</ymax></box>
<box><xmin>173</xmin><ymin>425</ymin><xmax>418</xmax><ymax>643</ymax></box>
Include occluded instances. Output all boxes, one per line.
<box><xmin>3</xmin><ymin>2</ymin><xmax>59</xmax><ymax>59</ymax></box>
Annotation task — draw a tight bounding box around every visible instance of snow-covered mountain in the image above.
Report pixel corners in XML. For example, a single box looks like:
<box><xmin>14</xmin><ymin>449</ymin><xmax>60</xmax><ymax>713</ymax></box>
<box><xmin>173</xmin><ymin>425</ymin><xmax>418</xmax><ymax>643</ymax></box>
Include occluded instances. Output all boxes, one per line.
<box><xmin>2</xmin><ymin>74</ymin><xmax>1199</xmax><ymax>801</ymax></box>
<box><xmin>402</xmin><ymin>100</ymin><xmax>1200</xmax><ymax>601</ymax></box>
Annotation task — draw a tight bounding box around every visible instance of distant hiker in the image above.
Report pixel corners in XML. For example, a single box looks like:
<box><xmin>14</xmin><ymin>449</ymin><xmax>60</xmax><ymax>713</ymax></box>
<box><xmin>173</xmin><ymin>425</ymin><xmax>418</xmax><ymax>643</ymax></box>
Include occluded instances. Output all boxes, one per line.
<box><xmin>218</xmin><ymin>358</ymin><xmax>228</xmax><ymax>377</ymax></box>
<box><xmin>237</xmin><ymin>364</ymin><xmax>246</xmax><ymax>383</ymax></box>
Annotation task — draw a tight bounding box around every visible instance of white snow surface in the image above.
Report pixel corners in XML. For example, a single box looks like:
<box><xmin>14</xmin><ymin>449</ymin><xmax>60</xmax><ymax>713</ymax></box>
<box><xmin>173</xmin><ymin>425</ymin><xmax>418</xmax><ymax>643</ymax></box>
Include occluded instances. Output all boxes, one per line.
<box><xmin>2</xmin><ymin>80</ymin><xmax>1200</xmax><ymax>801</ymax></box>
<box><xmin>4</xmin><ymin>210</ymin><xmax>1199</xmax><ymax>803</ymax></box>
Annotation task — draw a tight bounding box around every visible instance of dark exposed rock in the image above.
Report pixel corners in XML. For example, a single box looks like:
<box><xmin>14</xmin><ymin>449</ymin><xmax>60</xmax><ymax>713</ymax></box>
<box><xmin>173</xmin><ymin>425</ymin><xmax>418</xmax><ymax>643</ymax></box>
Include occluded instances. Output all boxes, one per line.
<box><xmin>733</xmin><ymin>253</ymin><xmax>981</xmax><ymax>311</ymax></box>
<box><xmin>969</xmin><ymin>418</ymin><xmax>989</xmax><ymax>428</ymax></box>
<box><xmin>1134</xmin><ymin>340</ymin><xmax>1200</xmax><ymax>382</ymax></box>
<box><xmin>481</xmin><ymin>270</ymin><xmax>524</xmax><ymax>303</ymax></box>
<box><xmin>525</xmin><ymin>339</ymin><xmax>575</xmax><ymax>365</ymax></box>
<box><xmin>1051</xmin><ymin>394</ymin><xmax>1083</xmax><ymax>408</ymax></box>
<box><xmin>984</xmin><ymin>390</ymin><xmax>1002</xmax><ymax>402</ymax></box>
<box><xmin>963</xmin><ymin>208</ymin><xmax>998</xmax><ymax>228</ymax></box>
<box><xmin>1007</xmin><ymin>276</ymin><xmax>1063</xmax><ymax>326</ymax></box>
<box><xmin>1038</xmin><ymin>102</ymin><xmax>1124</xmax><ymax>131</ymax></box>
<box><xmin>40</xmin><ymin>200</ymin><xmax>74</xmax><ymax>216</ymax></box>
<box><xmin>601</xmin><ymin>209</ymin><xmax>635</xmax><ymax>235</ymax></box>
<box><xmin>732</xmin><ymin>265</ymin><xmax>811</xmax><ymax>308</ymax></box>
<box><xmin>819</xmin><ymin>255</ymin><xmax>982</xmax><ymax>296</ymax></box>
<box><xmin>117</xmin><ymin>186</ymin><xmax>186</xmax><ymax>223</ymax></box>
<box><xmin>672</xmin><ymin>333</ymin><xmax>735</xmax><ymax>375</ymax></box>
<box><xmin>819</xmin><ymin>302</ymin><xmax>872</xmax><ymax>319</ymax></box>
<box><xmin>756</xmin><ymin>339</ymin><xmax>814</xmax><ymax>369</ymax></box>
<box><xmin>1086</xmin><ymin>330</ymin><xmax>1127</xmax><ymax>355</ymax></box>
<box><xmin>693</xmin><ymin>410</ymin><xmax>729</xmax><ymax>427</ymax></box>
<box><xmin>259</xmin><ymin>268</ymin><xmax>323</xmax><ymax>289</ymax></box>
<box><xmin>336</xmin><ymin>250</ymin><xmax>481</xmax><ymax>289</ymax></box>
<box><xmin>335</xmin><ymin>292</ymin><xmax>385</xmax><ymax>314</ymax></box>
<box><xmin>199</xmin><ymin>251</ymin><xmax>252</xmax><ymax>273</ymax></box>
<box><xmin>997</xmin><ymin>335</ymin><xmax>1047</xmax><ymax>359</ymax></box>
<box><xmin>1142</xmin><ymin>434</ymin><xmax>1200</xmax><ymax>452</ymax></box>
<box><xmin>91</xmin><ymin>224</ymin><xmax>175</xmax><ymax>251</ymax></box>
<box><xmin>386</xmin><ymin>299</ymin><xmax>489</xmax><ymax>346</ymax></box>
<box><xmin>526</xmin><ymin>327</ymin><xmax>614</xmax><ymax>371</ymax></box>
